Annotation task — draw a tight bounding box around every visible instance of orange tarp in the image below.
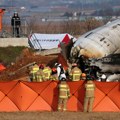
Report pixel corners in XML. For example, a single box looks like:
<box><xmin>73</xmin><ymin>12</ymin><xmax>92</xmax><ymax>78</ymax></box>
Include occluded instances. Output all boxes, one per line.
<box><xmin>0</xmin><ymin>80</ymin><xmax>119</xmax><ymax>112</ymax></box>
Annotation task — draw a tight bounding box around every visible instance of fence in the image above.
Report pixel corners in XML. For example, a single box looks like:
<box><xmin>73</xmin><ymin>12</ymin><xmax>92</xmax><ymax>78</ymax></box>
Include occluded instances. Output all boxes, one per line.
<box><xmin>0</xmin><ymin>80</ymin><xmax>119</xmax><ymax>112</ymax></box>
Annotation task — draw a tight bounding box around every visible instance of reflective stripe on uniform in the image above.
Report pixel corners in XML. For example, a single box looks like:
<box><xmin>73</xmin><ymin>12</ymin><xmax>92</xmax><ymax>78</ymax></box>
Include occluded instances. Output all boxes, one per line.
<box><xmin>74</xmin><ymin>71</ymin><xmax>80</xmax><ymax>73</ymax></box>
<box><xmin>86</xmin><ymin>84</ymin><xmax>94</xmax><ymax>87</ymax></box>
<box><xmin>63</xmin><ymin>108</ymin><xmax>67</xmax><ymax>111</ymax></box>
<box><xmin>86</xmin><ymin>84</ymin><xmax>94</xmax><ymax>90</ymax></box>
<box><xmin>36</xmin><ymin>75</ymin><xmax>43</xmax><ymax>82</ymax></box>
<box><xmin>43</xmin><ymin>68</ymin><xmax>51</xmax><ymax>79</ymax></box>
<box><xmin>73</xmin><ymin>74</ymin><xmax>80</xmax><ymax>80</ymax></box>
<box><xmin>32</xmin><ymin>69</ymin><xmax>39</xmax><ymax>73</ymax></box>
<box><xmin>59</xmin><ymin>85</ymin><xmax>68</xmax><ymax>88</ymax></box>
<box><xmin>33</xmin><ymin>68</ymin><xmax>39</xmax><ymax>70</ymax></box>
<box><xmin>86</xmin><ymin>88</ymin><xmax>94</xmax><ymax>90</ymax></box>
<box><xmin>60</xmin><ymin>89</ymin><xmax>69</xmax><ymax>91</ymax></box>
<box><xmin>33</xmin><ymin>67</ymin><xmax>39</xmax><ymax>73</ymax></box>
<box><xmin>59</xmin><ymin>96</ymin><xmax>68</xmax><ymax>98</ymax></box>
<box><xmin>43</xmin><ymin>69</ymin><xmax>48</xmax><ymax>72</ymax></box>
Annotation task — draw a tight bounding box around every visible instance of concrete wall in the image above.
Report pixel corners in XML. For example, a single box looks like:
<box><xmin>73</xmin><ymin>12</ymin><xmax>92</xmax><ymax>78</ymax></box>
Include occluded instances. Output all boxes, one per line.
<box><xmin>0</xmin><ymin>37</ymin><xmax>29</xmax><ymax>47</ymax></box>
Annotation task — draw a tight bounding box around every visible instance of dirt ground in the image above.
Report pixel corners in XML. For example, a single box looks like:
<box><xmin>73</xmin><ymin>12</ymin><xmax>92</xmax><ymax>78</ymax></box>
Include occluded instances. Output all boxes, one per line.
<box><xmin>0</xmin><ymin>48</ymin><xmax>58</xmax><ymax>81</ymax></box>
<box><xmin>0</xmin><ymin>112</ymin><xmax>119</xmax><ymax>120</ymax></box>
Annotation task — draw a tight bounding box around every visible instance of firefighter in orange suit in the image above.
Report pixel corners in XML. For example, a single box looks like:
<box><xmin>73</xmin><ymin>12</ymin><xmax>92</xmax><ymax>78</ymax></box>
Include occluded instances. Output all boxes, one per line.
<box><xmin>70</xmin><ymin>63</ymin><xmax>82</xmax><ymax>81</ymax></box>
<box><xmin>58</xmin><ymin>79</ymin><xmax>70</xmax><ymax>111</ymax></box>
<box><xmin>43</xmin><ymin>66</ymin><xmax>52</xmax><ymax>81</ymax></box>
<box><xmin>83</xmin><ymin>78</ymin><xmax>95</xmax><ymax>112</ymax></box>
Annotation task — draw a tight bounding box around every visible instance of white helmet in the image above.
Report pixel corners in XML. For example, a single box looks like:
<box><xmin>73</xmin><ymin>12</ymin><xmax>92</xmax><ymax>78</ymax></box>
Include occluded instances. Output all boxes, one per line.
<box><xmin>101</xmin><ymin>74</ymin><xmax>106</xmax><ymax>79</ymax></box>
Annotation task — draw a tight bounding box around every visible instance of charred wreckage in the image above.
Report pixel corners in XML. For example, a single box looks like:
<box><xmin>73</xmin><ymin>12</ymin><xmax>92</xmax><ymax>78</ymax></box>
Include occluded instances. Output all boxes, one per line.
<box><xmin>68</xmin><ymin>19</ymin><xmax>120</xmax><ymax>82</ymax></box>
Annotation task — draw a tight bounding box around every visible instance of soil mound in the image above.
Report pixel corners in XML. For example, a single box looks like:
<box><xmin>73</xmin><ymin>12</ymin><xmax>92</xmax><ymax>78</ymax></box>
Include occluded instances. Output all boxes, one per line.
<box><xmin>0</xmin><ymin>48</ymin><xmax>57</xmax><ymax>81</ymax></box>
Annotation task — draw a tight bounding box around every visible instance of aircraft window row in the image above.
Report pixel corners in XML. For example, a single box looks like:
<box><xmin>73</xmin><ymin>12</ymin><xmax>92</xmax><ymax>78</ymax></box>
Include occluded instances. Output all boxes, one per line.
<box><xmin>85</xmin><ymin>32</ymin><xmax>93</xmax><ymax>38</ymax></box>
<box><xmin>100</xmin><ymin>37</ymin><xmax>105</xmax><ymax>41</ymax></box>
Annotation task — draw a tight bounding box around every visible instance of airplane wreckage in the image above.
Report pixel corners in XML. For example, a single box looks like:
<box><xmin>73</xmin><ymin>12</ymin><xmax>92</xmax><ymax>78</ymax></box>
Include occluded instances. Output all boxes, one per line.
<box><xmin>69</xmin><ymin>19</ymin><xmax>120</xmax><ymax>81</ymax></box>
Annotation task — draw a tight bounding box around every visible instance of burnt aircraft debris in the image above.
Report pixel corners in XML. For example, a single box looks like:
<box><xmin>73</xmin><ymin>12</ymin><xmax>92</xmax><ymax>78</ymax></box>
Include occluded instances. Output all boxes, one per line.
<box><xmin>68</xmin><ymin>19</ymin><xmax>120</xmax><ymax>81</ymax></box>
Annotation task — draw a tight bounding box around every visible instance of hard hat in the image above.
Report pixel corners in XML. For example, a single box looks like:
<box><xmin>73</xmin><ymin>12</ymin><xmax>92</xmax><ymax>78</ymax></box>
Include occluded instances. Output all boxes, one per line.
<box><xmin>39</xmin><ymin>64</ymin><xmax>44</xmax><ymax>69</ymax></box>
<box><xmin>55</xmin><ymin>63</ymin><xmax>61</xmax><ymax>67</ymax></box>
<box><xmin>101</xmin><ymin>74</ymin><xmax>106</xmax><ymax>79</ymax></box>
<box><xmin>81</xmin><ymin>73</ymin><xmax>86</xmax><ymax>77</ymax></box>
<box><xmin>52</xmin><ymin>68</ymin><xmax>57</xmax><ymax>72</ymax></box>
<box><xmin>72</xmin><ymin>63</ymin><xmax>77</xmax><ymax>67</ymax></box>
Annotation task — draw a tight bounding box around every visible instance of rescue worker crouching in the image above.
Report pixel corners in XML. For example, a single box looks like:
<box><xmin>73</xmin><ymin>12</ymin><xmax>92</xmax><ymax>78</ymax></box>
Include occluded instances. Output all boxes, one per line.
<box><xmin>43</xmin><ymin>65</ymin><xmax>52</xmax><ymax>81</ymax></box>
<box><xmin>55</xmin><ymin>63</ymin><xmax>66</xmax><ymax>81</ymax></box>
<box><xmin>69</xmin><ymin>63</ymin><xmax>82</xmax><ymax>81</ymax></box>
<box><xmin>83</xmin><ymin>76</ymin><xmax>96</xmax><ymax>112</ymax></box>
<box><xmin>58</xmin><ymin>79</ymin><xmax>70</xmax><ymax>111</ymax></box>
<box><xmin>29</xmin><ymin>63</ymin><xmax>39</xmax><ymax>82</ymax></box>
<box><xmin>36</xmin><ymin>69</ymin><xmax>45</xmax><ymax>82</ymax></box>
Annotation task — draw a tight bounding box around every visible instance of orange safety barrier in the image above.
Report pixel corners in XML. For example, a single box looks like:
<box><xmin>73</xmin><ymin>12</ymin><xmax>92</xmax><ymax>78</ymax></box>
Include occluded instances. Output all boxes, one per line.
<box><xmin>0</xmin><ymin>80</ymin><xmax>119</xmax><ymax>112</ymax></box>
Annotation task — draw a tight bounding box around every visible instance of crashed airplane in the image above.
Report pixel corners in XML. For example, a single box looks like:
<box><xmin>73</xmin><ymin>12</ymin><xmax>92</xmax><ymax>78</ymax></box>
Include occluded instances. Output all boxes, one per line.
<box><xmin>69</xmin><ymin>19</ymin><xmax>120</xmax><ymax>81</ymax></box>
<box><xmin>70</xmin><ymin>19</ymin><xmax>120</xmax><ymax>59</ymax></box>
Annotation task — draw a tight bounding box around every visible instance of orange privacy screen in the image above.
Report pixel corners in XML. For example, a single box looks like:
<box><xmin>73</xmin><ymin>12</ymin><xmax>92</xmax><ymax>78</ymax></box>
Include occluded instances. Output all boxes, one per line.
<box><xmin>0</xmin><ymin>80</ymin><xmax>119</xmax><ymax>112</ymax></box>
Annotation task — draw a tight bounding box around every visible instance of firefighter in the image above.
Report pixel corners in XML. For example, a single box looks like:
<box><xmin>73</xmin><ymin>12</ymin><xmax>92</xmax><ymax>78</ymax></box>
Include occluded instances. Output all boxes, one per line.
<box><xmin>43</xmin><ymin>66</ymin><xmax>52</xmax><ymax>81</ymax></box>
<box><xmin>29</xmin><ymin>63</ymin><xmax>39</xmax><ymax>82</ymax></box>
<box><xmin>58</xmin><ymin>79</ymin><xmax>70</xmax><ymax>111</ymax></box>
<box><xmin>83</xmin><ymin>77</ymin><xmax>96</xmax><ymax>112</ymax></box>
<box><xmin>55</xmin><ymin>63</ymin><xmax>66</xmax><ymax>81</ymax></box>
<box><xmin>70</xmin><ymin>63</ymin><xmax>82</xmax><ymax>81</ymax></box>
<box><xmin>36</xmin><ymin>69</ymin><xmax>45</xmax><ymax>82</ymax></box>
<box><xmin>49</xmin><ymin>68</ymin><xmax>58</xmax><ymax>81</ymax></box>
<box><xmin>11</xmin><ymin>12</ymin><xmax>21</xmax><ymax>37</ymax></box>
